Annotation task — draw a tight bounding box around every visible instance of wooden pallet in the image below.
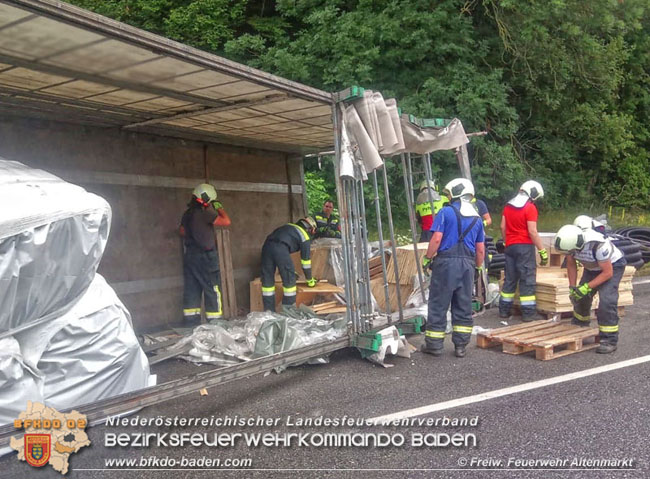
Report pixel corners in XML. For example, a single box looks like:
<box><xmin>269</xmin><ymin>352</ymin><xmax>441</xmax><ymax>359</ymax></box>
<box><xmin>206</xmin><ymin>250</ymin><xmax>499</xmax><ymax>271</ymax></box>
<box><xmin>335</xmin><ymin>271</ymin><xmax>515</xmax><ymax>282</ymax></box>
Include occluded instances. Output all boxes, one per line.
<box><xmin>477</xmin><ymin>320</ymin><xmax>600</xmax><ymax>360</ymax></box>
<box><xmin>537</xmin><ymin>306</ymin><xmax>626</xmax><ymax>320</ymax></box>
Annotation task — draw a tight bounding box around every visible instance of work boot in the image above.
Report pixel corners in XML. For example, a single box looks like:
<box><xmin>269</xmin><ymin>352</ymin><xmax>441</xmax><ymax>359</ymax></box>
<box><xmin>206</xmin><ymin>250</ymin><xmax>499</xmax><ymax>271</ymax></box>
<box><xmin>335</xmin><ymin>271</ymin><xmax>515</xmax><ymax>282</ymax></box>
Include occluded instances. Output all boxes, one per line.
<box><xmin>498</xmin><ymin>312</ymin><xmax>510</xmax><ymax>319</ymax></box>
<box><xmin>571</xmin><ymin>318</ymin><xmax>591</xmax><ymax>327</ymax></box>
<box><xmin>420</xmin><ymin>345</ymin><xmax>443</xmax><ymax>357</ymax></box>
<box><xmin>454</xmin><ymin>345</ymin><xmax>466</xmax><ymax>358</ymax></box>
<box><xmin>521</xmin><ymin>315</ymin><xmax>534</xmax><ymax>323</ymax></box>
<box><xmin>596</xmin><ymin>343</ymin><xmax>617</xmax><ymax>354</ymax></box>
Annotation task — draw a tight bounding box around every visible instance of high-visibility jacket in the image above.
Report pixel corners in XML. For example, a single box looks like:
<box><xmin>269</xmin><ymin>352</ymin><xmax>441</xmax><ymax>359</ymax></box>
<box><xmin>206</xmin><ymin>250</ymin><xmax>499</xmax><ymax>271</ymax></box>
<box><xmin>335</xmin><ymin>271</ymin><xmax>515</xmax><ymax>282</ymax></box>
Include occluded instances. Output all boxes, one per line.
<box><xmin>314</xmin><ymin>211</ymin><xmax>341</xmax><ymax>239</ymax></box>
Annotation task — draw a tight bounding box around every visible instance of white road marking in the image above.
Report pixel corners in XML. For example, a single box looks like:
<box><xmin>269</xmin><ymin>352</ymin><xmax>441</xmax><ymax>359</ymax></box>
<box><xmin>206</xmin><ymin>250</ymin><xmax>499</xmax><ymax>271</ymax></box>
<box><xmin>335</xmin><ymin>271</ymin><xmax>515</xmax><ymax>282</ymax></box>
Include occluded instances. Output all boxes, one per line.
<box><xmin>633</xmin><ymin>277</ymin><xmax>650</xmax><ymax>285</ymax></box>
<box><xmin>369</xmin><ymin>355</ymin><xmax>650</xmax><ymax>424</ymax></box>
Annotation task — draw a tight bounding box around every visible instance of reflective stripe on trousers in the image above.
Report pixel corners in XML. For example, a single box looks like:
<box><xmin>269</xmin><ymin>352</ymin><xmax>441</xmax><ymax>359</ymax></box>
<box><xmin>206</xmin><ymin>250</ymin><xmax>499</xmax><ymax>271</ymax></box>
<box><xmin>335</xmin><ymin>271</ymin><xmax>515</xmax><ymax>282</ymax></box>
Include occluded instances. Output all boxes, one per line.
<box><xmin>425</xmin><ymin>242</ymin><xmax>475</xmax><ymax>349</ymax></box>
<box><xmin>499</xmin><ymin>244</ymin><xmax>537</xmax><ymax>318</ymax></box>
<box><xmin>573</xmin><ymin>260</ymin><xmax>626</xmax><ymax>344</ymax></box>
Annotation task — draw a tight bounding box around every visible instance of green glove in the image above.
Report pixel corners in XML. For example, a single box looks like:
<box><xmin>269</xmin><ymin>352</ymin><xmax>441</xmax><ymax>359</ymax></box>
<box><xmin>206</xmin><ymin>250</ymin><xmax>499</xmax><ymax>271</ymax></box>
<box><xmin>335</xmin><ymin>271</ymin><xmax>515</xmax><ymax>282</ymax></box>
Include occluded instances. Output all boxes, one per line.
<box><xmin>476</xmin><ymin>265</ymin><xmax>484</xmax><ymax>273</ymax></box>
<box><xmin>570</xmin><ymin>283</ymin><xmax>592</xmax><ymax>301</ymax></box>
<box><xmin>211</xmin><ymin>201</ymin><xmax>224</xmax><ymax>210</ymax></box>
<box><xmin>539</xmin><ymin>248</ymin><xmax>549</xmax><ymax>266</ymax></box>
<box><xmin>422</xmin><ymin>256</ymin><xmax>432</xmax><ymax>270</ymax></box>
<box><xmin>306</xmin><ymin>277</ymin><xmax>318</xmax><ymax>288</ymax></box>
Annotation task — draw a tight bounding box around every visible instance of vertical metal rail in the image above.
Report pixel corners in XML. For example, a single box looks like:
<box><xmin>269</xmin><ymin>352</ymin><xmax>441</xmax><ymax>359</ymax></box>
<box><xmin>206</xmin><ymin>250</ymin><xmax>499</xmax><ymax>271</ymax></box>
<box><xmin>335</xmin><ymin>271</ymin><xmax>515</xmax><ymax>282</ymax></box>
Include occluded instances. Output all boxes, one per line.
<box><xmin>423</xmin><ymin>153</ymin><xmax>436</xmax><ymax>212</ymax></box>
<box><xmin>332</xmin><ymin>103</ymin><xmax>354</xmax><ymax>331</ymax></box>
<box><xmin>406</xmin><ymin>153</ymin><xmax>416</xmax><ymax>206</ymax></box>
<box><xmin>381</xmin><ymin>162</ymin><xmax>403</xmax><ymax>322</ymax></box>
<box><xmin>343</xmin><ymin>177</ymin><xmax>361</xmax><ymax>334</ymax></box>
<box><xmin>400</xmin><ymin>154</ymin><xmax>426</xmax><ymax>303</ymax></box>
<box><xmin>355</xmin><ymin>171</ymin><xmax>374</xmax><ymax>331</ymax></box>
<box><xmin>371</xmin><ymin>170</ymin><xmax>392</xmax><ymax>316</ymax></box>
<box><xmin>348</xmin><ymin>177</ymin><xmax>363</xmax><ymax>333</ymax></box>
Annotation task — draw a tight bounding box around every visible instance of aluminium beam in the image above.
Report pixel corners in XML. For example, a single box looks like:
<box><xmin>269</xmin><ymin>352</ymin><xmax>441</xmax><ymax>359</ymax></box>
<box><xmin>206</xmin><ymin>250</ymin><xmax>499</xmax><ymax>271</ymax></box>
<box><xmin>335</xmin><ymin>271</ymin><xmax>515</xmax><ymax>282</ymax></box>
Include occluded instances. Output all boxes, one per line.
<box><xmin>0</xmin><ymin>52</ymin><xmax>230</xmax><ymax>109</ymax></box>
<box><xmin>123</xmin><ymin>93</ymin><xmax>288</xmax><ymax>129</ymax></box>
<box><xmin>0</xmin><ymin>84</ymin><xmax>161</xmax><ymax>120</ymax></box>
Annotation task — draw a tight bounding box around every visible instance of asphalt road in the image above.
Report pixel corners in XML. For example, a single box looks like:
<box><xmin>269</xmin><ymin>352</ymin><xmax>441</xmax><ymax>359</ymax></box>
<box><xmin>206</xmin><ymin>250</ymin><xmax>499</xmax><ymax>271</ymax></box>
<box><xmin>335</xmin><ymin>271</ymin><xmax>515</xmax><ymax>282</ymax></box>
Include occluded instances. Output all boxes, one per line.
<box><xmin>3</xmin><ymin>282</ymin><xmax>649</xmax><ymax>479</ymax></box>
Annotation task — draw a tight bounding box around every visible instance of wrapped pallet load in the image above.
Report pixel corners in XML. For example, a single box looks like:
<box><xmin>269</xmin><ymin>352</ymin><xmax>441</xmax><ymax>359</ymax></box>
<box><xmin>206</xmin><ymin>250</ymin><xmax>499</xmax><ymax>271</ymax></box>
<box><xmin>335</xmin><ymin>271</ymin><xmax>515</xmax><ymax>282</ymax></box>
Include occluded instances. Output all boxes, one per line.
<box><xmin>0</xmin><ymin>159</ymin><xmax>110</xmax><ymax>333</ymax></box>
<box><xmin>0</xmin><ymin>158</ymin><xmax>153</xmax><ymax>426</ymax></box>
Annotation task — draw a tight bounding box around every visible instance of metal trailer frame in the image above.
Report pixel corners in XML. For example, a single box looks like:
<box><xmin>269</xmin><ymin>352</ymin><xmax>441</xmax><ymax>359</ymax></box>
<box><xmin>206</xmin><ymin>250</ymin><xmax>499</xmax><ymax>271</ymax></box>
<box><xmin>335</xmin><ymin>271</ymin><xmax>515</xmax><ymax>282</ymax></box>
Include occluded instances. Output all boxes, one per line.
<box><xmin>0</xmin><ymin>1</ymin><xmax>484</xmax><ymax>449</ymax></box>
<box><xmin>0</xmin><ymin>91</ymin><xmax>428</xmax><ymax>449</ymax></box>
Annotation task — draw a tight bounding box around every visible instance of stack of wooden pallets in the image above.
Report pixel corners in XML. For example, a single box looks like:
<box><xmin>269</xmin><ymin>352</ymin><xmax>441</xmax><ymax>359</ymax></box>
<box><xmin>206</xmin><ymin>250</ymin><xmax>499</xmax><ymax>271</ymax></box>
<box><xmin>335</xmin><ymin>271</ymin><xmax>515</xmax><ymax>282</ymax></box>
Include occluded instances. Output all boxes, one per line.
<box><xmin>501</xmin><ymin>266</ymin><xmax>635</xmax><ymax>317</ymax></box>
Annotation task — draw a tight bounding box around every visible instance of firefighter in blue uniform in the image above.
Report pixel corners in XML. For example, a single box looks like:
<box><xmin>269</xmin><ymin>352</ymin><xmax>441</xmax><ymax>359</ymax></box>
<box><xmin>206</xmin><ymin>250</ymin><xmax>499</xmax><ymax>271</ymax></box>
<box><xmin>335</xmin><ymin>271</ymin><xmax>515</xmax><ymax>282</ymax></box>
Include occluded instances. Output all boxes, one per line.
<box><xmin>420</xmin><ymin>178</ymin><xmax>485</xmax><ymax>358</ymax></box>
<box><xmin>554</xmin><ymin>224</ymin><xmax>626</xmax><ymax>354</ymax></box>
<box><xmin>179</xmin><ymin>183</ymin><xmax>231</xmax><ymax>325</ymax></box>
<box><xmin>261</xmin><ymin>217</ymin><xmax>318</xmax><ymax>311</ymax></box>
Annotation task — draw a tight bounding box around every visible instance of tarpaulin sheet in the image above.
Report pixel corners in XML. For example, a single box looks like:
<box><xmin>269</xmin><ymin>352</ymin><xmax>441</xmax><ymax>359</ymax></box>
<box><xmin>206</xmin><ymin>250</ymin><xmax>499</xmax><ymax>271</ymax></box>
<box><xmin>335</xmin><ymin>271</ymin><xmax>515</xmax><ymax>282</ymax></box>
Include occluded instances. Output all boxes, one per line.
<box><xmin>13</xmin><ymin>275</ymin><xmax>153</xmax><ymax>414</ymax></box>
<box><xmin>0</xmin><ymin>159</ymin><xmax>111</xmax><ymax>336</ymax></box>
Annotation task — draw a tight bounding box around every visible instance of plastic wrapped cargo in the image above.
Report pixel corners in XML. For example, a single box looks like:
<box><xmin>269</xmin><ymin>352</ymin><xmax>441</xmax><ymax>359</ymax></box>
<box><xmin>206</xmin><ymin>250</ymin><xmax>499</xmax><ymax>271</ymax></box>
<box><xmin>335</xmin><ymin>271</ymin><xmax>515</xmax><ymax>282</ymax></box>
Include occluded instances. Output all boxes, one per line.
<box><xmin>0</xmin><ymin>159</ymin><xmax>111</xmax><ymax>335</ymax></box>
<box><xmin>13</xmin><ymin>274</ymin><xmax>154</xmax><ymax>413</ymax></box>
<box><xmin>0</xmin><ymin>337</ymin><xmax>44</xmax><ymax>425</ymax></box>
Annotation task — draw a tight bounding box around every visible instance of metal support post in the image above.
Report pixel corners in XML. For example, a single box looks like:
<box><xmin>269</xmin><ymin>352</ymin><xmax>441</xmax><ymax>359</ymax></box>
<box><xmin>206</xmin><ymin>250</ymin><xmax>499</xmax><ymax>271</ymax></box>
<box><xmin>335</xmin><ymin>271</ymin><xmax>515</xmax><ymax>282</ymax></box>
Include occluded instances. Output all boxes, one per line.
<box><xmin>381</xmin><ymin>162</ymin><xmax>403</xmax><ymax>322</ymax></box>
<box><xmin>332</xmin><ymin>103</ymin><xmax>354</xmax><ymax>331</ymax></box>
<box><xmin>371</xmin><ymin>170</ymin><xmax>391</xmax><ymax>315</ymax></box>
<box><xmin>400</xmin><ymin>154</ymin><xmax>426</xmax><ymax>303</ymax></box>
<box><xmin>355</xmin><ymin>172</ymin><xmax>374</xmax><ymax>330</ymax></box>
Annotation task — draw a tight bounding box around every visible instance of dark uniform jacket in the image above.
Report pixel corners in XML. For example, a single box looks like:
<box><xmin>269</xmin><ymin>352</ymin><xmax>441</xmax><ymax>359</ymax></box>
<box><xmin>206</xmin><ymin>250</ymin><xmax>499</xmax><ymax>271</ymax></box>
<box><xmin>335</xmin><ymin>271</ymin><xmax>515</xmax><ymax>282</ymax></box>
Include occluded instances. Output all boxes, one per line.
<box><xmin>314</xmin><ymin>211</ymin><xmax>341</xmax><ymax>239</ymax></box>
<box><xmin>266</xmin><ymin>223</ymin><xmax>312</xmax><ymax>277</ymax></box>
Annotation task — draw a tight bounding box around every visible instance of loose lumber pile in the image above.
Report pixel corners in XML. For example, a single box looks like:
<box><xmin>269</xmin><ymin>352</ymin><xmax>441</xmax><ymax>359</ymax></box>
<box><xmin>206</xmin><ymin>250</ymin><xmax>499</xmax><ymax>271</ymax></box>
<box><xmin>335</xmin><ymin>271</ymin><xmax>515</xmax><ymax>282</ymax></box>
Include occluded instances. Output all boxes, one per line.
<box><xmin>249</xmin><ymin>278</ymin><xmax>343</xmax><ymax>312</ymax></box>
<box><xmin>501</xmin><ymin>266</ymin><xmax>634</xmax><ymax>314</ymax></box>
<box><xmin>310</xmin><ymin>301</ymin><xmax>347</xmax><ymax>315</ymax></box>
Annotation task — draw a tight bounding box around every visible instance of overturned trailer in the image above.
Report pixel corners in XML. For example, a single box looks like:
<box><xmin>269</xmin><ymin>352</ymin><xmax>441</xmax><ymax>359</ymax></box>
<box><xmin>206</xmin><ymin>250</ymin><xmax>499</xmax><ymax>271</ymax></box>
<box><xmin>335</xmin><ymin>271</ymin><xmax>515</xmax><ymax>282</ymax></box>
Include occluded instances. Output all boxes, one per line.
<box><xmin>0</xmin><ymin>0</ymin><xmax>475</xmax><ymax>446</ymax></box>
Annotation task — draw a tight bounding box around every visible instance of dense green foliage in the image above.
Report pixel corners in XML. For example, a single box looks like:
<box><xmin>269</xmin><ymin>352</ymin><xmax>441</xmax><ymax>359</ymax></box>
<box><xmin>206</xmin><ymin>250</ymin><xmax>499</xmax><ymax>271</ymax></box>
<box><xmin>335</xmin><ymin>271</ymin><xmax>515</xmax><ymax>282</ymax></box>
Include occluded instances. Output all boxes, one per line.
<box><xmin>69</xmin><ymin>0</ymin><xmax>650</xmax><ymax>209</ymax></box>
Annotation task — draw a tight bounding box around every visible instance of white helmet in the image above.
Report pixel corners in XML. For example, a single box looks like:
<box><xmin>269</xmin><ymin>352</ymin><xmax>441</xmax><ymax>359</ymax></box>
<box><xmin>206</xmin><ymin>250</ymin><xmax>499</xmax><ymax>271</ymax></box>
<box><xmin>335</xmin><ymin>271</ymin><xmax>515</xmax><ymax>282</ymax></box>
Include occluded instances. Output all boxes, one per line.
<box><xmin>520</xmin><ymin>180</ymin><xmax>544</xmax><ymax>201</ymax></box>
<box><xmin>192</xmin><ymin>183</ymin><xmax>218</xmax><ymax>204</ymax></box>
<box><xmin>573</xmin><ymin>215</ymin><xmax>594</xmax><ymax>231</ymax></box>
<box><xmin>554</xmin><ymin>224</ymin><xmax>585</xmax><ymax>252</ymax></box>
<box><xmin>443</xmin><ymin>178</ymin><xmax>474</xmax><ymax>199</ymax></box>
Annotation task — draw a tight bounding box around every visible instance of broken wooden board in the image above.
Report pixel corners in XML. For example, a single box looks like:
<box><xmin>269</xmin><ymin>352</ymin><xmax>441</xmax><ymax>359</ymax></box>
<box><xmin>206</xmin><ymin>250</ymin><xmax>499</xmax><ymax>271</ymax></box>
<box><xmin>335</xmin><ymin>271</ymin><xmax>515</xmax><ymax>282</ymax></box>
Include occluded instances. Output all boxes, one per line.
<box><xmin>477</xmin><ymin>320</ymin><xmax>600</xmax><ymax>360</ymax></box>
<box><xmin>215</xmin><ymin>228</ymin><xmax>237</xmax><ymax>318</ymax></box>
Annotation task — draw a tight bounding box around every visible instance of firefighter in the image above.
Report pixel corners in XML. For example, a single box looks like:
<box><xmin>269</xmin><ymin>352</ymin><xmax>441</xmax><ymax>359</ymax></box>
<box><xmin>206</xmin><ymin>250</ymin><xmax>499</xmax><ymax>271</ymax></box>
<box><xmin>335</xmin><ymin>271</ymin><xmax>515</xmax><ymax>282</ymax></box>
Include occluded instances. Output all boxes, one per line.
<box><xmin>314</xmin><ymin>200</ymin><xmax>341</xmax><ymax>239</ymax></box>
<box><xmin>261</xmin><ymin>217</ymin><xmax>318</xmax><ymax>312</ymax></box>
<box><xmin>472</xmin><ymin>197</ymin><xmax>492</xmax><ymax>227</ymax></box>
<box><xmin>415</xmin><ymin>180</ymin><xmax>449</xmax><ymax>242</ymax></box>
<box><xmin>498</xmin><ymin>180</ymin><xmax>548</xmax><ymax>322</ymax></box>
<box><xmin>179</xmin><ymin>183</ymin><xmax>231</xmax><ymax>325</ymax></box>
<box><xmin>554</xmin><ymin>224</ymin><xmax>626</xmax><ymax>354</ymax></box>
<box><xmin>420</xmin><ymin>178</ymin><xmax>485</xmax><ymax>358</ymax></box>
<box><xmin>573</xmin><ymin>214</ymin><xmax>608</xmax><ymax>236</ymax></box>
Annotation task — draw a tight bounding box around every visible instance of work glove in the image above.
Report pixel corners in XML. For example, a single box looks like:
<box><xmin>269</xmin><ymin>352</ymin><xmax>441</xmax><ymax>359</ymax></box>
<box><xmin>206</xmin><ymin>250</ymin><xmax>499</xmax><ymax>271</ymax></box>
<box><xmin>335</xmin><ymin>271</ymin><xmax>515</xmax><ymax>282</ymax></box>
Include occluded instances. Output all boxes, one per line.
<box><xmin>476</xmin><ymin>265</ymin><xmax>484</xmax><ymax>274</ymax></box>
<box><xmin>211</xmin><ymin>200</ymin><xmax>224</xmax><ymax>210</ymax></box>
<box><xmin>422</xmin><ymin>256</ymin><xmax>432</xmax><ymax>270</ymax></box>
<box><xmin>305</xmin><ymin>277</ymin><xmax>318</xmax><ymax>288</ymax></box>
<box><xmin>569</xmin><ymin>283</ymin><xmax>592</xmax><ymax>302</ymax></box>
<box><xmin>538</xmin><ymin>248</ymin><xmax>549</xmax><ymax>266</ymax></box>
